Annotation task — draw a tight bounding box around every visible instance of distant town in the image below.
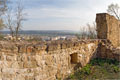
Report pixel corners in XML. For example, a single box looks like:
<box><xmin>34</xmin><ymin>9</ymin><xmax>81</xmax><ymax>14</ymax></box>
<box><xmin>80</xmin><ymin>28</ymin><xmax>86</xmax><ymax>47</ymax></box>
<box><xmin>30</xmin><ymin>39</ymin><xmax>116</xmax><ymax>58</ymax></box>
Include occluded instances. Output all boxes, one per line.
<box><xmin>1</xmin><ymin>30</ymin><xmax>78</xmax><ymax>41</ymax></box>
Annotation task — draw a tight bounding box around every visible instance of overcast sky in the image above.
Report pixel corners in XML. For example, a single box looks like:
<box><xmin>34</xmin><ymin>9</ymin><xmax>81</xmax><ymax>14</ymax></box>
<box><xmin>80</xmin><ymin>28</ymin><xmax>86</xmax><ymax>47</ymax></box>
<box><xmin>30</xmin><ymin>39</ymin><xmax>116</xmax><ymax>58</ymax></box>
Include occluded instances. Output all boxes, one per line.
<box><xmin>11</xmin><ymin>0</ymin><xmax>120</xmax><ymax>31</ymax></box>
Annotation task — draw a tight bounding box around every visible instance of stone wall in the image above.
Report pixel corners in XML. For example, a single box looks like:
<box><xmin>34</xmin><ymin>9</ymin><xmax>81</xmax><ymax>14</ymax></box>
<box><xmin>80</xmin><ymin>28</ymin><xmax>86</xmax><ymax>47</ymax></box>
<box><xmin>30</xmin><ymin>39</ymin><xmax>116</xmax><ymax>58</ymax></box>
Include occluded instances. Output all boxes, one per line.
<box><xmin>97</xmin><ymin>40</ymin><xmax>120</xmax><ymax>61</ymax></box>
<box><xmin>0</xmin><ymin>40</ymin><xmax>99</xmax><ymax>80</ymax></box>
<box><xmin>0</xmin><ymin>39</ymin><xmax>119</xmax><ymax>80</ymax></box>
<box><xmin>96</xmin><ymin>13</ymin><xmax>120</xmax><ymax>61</ymax></box>
<box><xmin>0</xmin><ymin>13</ymin><xmax>119</xmax><ymax>80</ymax></box>
<box><xmin>96</xmin><ymin>13</ymin><xmax>120</xmax><ymax>47</ymax></box>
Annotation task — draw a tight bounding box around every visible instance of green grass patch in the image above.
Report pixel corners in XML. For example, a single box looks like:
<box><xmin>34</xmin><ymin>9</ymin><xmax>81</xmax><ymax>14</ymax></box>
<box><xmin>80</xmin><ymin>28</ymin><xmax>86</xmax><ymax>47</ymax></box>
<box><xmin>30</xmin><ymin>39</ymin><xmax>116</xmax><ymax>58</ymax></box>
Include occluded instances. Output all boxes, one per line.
<box><xmin>67</xmin><ymin>58</ymin><xmax>120</xmax><ymax>80</ymax></box>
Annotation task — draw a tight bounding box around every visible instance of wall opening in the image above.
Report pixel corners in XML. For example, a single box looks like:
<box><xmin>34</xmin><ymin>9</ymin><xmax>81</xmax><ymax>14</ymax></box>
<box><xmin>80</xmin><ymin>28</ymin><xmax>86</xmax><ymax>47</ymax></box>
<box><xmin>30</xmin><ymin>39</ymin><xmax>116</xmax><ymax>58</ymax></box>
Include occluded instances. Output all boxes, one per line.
<box><xmin>70</xmin><ymin>53</ymin><xmax>78</xmax><ymax>64</ymax></box>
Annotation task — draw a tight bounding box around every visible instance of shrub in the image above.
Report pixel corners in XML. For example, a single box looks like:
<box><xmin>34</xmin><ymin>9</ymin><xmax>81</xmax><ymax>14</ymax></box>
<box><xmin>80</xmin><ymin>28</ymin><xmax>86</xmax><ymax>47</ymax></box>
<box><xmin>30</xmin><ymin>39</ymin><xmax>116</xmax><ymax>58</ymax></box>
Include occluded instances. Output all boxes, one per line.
<box><xmin>112</xmin><ymin>65</ymin><xmax>119</xmax><ymax>73</ymax></box>
<box><xmin>0</xmin><ymin>34</ymin><xmax>4</xmax><ymax>40</ymax></box>
<box><xmin>67</xmin><ymin>58</ymin><xmax>120</xmax><ymax>80</ymax></box>
<box><xmin>80</xmin><ymin>64</ymin><xmax>91</xmax><ymax>75</ymax></box>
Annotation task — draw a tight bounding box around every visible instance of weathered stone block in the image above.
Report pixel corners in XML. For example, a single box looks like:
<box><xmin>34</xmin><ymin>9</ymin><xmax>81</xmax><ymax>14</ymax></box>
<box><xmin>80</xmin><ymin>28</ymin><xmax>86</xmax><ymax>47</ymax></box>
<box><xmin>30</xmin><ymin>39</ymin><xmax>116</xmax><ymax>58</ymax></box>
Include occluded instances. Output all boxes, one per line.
<box><xmin>96</xmin><ymin>13</ymin><xmax>120</xmax><ymax>47</ymax></box>
<box><xmin>23</xmin><ymin>61</ymin><xmax>37</xmax><ymax>68</ymax></box>
<box><xmin>46</xmin><ymin>43</ymin><xmax>61</xmax><ymax>51</ymax></box>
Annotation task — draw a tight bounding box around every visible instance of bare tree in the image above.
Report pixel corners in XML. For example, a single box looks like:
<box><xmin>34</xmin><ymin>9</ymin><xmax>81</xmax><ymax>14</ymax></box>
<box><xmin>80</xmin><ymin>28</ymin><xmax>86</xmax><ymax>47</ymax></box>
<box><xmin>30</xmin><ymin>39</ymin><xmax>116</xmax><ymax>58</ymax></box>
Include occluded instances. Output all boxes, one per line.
<box><xmin>0</xmin><ymin>19</ymin><xmax>4</xmax><ymax>29</ymax></box>
<box><xmin>81</xmin><ymin>26</ymin><xmax>87</xmax><ymax>39</ymax></box>
<box><xmin>0</xmin><ymin>0</ymin><xmax>8</xmax><ymax>30</ymax></box>
<box><xmin>107</xmin><ymin>3</ymin><xmax>120</xmax><ymax>20</ymax></box>
<box><xmin>5</xmin><ymin>8</ymin><xmax>15</xmax><ymax>37</ymax></box>
<box><xmin>0</xmin><ymin>0</ymin><xmax>7</xmax><ymax>16</ymax></box>
<box><xmin>87</xmin><ymin>22</ymin><xmax>97</xmax><ymax>39</ymax></box>
<box><xmin>5</xmin><ymin>0</ymin><xmax>26</xmax><ymax>40</ymax></box>
<box><xmin>76</xmin><ymin>26</ymin><xmax>87</xmax><ymax>39</ymax></box>
<box><xmin>15</xmin><ymin>1</ymin><xmax>26</xmax><ymax>40</ymax></box>
<box><xmin>76</xmin><ymin>22</ymin><xmax>97</xmax><ymax>39</ymax></box>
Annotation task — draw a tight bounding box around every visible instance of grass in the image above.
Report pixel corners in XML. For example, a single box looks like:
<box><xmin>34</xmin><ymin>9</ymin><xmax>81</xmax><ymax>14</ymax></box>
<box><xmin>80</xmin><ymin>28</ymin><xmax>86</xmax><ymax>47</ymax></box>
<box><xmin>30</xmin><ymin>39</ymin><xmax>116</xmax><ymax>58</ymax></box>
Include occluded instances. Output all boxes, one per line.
<box><xmin>67</xmin><ymin>58</ymin><xmax>120</xmax><ymax>80</ymax></box>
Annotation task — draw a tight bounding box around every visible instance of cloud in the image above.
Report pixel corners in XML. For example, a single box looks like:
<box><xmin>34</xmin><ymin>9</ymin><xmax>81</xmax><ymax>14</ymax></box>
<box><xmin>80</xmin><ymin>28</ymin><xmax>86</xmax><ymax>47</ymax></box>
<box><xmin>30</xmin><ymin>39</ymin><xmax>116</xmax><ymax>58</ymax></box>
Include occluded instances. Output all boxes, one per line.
<box><xmin>18</xmin><ymin>0</ymin><xmax>120</xmax><ymax>30</ymax></box>
<box><xmin>26</xmin><ymin>8</ymin><xmax>88</xmax><ymax>19</ymax></box>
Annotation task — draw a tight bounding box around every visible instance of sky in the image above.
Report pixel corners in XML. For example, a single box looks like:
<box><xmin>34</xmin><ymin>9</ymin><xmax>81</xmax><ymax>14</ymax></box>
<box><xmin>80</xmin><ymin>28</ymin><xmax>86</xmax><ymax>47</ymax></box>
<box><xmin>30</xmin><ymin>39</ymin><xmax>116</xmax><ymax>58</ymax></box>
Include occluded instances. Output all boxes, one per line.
<box><xmin>11</xmin><ymin>0</ymin><xmax>120</xmax><ymax>31</ymax></box>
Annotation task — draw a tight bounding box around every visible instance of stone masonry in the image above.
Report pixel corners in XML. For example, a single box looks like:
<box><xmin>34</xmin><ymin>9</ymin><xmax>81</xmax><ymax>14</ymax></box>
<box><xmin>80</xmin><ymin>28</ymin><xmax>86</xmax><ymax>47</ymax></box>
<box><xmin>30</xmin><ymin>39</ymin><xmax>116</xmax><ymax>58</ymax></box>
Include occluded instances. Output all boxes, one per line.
<box><xmin>96</xmin><ymin>13</ymin><xmax>120</xmax><ymax>60</ymax></box>
<box><xmin>0</xmin><ymin>13</ymin><xmax>119</xmax><ymax>80</ymax></box>
<box><xmin>0</xmin><ymin>40</ymin><xmax>99</xmax><ymax>80</ymax></box>
<box><xmin>96</xmin><ymin>13</ymin><xmax>120</xmax><ymax>47</ymax></box>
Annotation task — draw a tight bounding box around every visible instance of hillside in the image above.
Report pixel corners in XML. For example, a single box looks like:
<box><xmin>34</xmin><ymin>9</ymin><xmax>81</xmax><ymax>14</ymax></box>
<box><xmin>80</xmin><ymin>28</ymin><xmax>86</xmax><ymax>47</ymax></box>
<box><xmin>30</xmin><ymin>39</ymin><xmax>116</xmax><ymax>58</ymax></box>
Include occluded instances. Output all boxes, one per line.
<box><xmin>67</xmin><ymin>58</ymin><xmax>120</xmax><ymax>80</ymax></box>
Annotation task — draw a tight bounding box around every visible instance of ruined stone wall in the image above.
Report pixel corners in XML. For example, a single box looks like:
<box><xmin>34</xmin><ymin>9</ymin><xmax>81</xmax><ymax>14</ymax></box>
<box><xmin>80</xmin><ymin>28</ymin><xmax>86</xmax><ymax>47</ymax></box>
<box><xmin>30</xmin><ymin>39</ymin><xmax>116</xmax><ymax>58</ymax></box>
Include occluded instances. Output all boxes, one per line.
<box><xmin>0</xmin><ymin>40</ymin><xmax>119</xmax><ymax>80</ymax></box>
<box><xmin>96</xmin><ymin>13</ymin><xmax>120</xmax><ymax>47</ymax></box>
<box><xmin>0</xmin><ymin>40</ymin><xmax>99</xmax><ymax>80</ymax></box>
<box><xmin>0</xmin><ymin>13</ymin><xmax>120</xmax><ymax>80</ymax></box>
<box><xmin>97</xmin><ymin>40</ymin><xmax>120</xmax><ymax>61</ymax></box>
<box><xmin>96</xmin><ymin>13</ymin><xmax>120</xmax><ymax>62</ymax></box>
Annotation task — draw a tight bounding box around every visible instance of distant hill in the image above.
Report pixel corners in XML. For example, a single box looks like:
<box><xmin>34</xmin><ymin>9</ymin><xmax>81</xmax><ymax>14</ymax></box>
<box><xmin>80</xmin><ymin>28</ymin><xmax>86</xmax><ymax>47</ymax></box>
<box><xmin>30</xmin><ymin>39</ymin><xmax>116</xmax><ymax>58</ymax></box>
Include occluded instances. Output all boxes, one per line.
<box><xmin>0</xmin><ymin>30</ymin><xmax>78</xmax><ymax>36</ymax></box>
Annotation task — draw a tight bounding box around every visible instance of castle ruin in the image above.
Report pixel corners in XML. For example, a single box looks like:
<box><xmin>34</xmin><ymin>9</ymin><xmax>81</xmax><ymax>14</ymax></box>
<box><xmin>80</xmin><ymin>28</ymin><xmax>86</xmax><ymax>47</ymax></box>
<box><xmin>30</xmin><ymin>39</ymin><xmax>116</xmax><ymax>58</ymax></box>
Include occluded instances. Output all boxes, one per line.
<box><xmin>0</xmin><ymin>13</ymin><xmax>119</xmax><ymax>80</ymax></box>
<box><xmin>96</xmin><ymin>13</ymin><xmax>120</xmax><ymax>47</ymax></box>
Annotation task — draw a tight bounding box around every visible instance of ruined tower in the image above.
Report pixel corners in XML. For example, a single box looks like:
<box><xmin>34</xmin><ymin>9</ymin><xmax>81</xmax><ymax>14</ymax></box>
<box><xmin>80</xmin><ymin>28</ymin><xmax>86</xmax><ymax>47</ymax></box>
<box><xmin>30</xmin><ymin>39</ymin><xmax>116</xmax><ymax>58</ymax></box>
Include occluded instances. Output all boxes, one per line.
<box><xmin>96</xmin><ymin>13</ymin><xmax>120</xmax><ymax>47</ymax></box>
